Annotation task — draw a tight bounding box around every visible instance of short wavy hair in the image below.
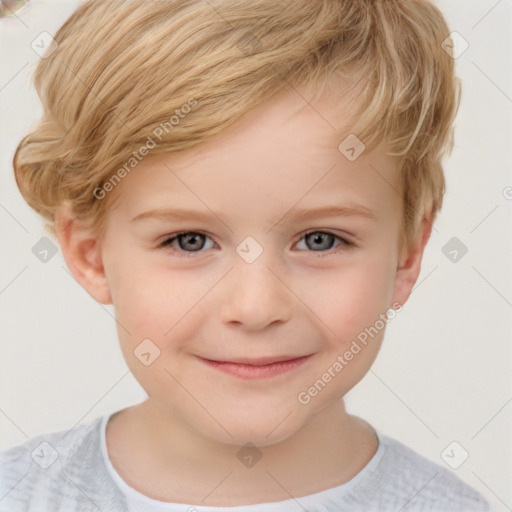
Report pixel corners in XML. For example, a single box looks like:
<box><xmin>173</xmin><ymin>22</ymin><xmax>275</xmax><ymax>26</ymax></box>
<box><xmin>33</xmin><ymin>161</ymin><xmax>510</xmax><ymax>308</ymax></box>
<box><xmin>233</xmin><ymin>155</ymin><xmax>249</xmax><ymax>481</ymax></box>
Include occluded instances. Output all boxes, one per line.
<box><xmin>13</xmin><ymin>0</ymin><xmax>461</xmax><ymax>262</ymax></box>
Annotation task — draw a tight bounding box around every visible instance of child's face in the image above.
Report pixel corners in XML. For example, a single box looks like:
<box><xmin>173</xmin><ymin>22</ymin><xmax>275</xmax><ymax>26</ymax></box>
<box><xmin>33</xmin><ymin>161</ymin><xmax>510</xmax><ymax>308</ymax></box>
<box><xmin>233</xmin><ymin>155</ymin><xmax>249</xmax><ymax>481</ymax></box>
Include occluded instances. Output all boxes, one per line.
<box><xmin>82</xmin><ymin>88</ymin><xmax>425</xmax><ymax>446</ymax></box>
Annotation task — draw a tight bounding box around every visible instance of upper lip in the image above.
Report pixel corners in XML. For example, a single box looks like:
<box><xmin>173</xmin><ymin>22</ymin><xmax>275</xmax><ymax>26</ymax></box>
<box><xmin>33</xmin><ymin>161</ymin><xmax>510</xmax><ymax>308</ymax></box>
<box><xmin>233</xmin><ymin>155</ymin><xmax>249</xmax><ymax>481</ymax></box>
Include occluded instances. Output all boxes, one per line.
<box><xmin>198</xmin><ymin>355</ymin><xmax>312</xmax><ymax>366</ymax></box>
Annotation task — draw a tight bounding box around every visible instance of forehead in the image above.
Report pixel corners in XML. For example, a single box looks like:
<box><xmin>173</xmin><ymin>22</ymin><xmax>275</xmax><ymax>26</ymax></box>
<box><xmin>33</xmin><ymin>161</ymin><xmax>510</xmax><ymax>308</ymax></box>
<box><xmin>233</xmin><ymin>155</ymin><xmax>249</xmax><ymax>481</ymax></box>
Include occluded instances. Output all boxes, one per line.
<box><xmin>108</xmin><ymin>87</ymin><xmax>402</xmax><ymax>225</ymax></box>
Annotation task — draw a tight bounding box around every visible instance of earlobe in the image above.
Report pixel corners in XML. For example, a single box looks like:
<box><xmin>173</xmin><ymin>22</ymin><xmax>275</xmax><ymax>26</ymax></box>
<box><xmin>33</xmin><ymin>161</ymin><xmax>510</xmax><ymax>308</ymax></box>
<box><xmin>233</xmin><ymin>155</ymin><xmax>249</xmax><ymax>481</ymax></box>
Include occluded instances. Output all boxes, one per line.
<box><xmin>390</xmin><ymin>217</ymin><xmax>433</xmax><ymax>308</ymax></box>
<box><xmin>56</xmin><ymin>203</ymin><xmax>112</xmax><ymax>305</ymax></box>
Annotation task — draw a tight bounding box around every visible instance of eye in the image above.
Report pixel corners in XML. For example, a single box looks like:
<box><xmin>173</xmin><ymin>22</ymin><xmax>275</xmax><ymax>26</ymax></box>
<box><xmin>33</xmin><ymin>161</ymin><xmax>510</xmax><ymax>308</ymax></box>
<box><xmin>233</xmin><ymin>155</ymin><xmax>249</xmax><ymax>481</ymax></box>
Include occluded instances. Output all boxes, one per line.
<box><xmin>295</xmin><ymin>230</ymin><xmax>354</xmax><ymax>255</ymax></box>
<box><xmin>157</xmin><ymin>230</ymin><xmax>354</xmax><ymax>258</ymax></box>
<box><xmin>158</xmin><ymin>231</ymin><xmax>215</xmax><ymax>257</ymax></box>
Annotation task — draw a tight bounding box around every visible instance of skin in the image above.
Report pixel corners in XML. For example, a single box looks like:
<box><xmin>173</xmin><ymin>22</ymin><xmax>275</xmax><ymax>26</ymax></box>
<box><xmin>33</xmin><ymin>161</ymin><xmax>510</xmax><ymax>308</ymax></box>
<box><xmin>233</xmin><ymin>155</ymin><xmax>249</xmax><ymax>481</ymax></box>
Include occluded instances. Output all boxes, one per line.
<box><xmin>57</xmin><ymin>85</ymin><xmax>432</xmax><ymax>506</ymax></box>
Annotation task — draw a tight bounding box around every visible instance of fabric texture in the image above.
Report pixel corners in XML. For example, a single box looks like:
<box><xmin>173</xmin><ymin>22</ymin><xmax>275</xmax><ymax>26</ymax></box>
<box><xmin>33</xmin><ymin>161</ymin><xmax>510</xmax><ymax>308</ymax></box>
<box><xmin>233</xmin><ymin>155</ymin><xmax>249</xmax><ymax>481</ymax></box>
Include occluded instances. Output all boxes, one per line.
<box><xmin>0</xmin><ymin>409</ymin><xmax>495</xmax><ymax>512</ymax></box>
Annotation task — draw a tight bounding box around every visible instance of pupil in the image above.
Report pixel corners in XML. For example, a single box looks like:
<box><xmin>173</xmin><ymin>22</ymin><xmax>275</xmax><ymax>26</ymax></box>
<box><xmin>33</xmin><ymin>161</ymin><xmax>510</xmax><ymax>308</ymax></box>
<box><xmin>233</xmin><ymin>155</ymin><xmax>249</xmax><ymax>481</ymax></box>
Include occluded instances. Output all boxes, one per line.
<box><xmin>183</xmin><ymin>233</ymin><xmax>202</xmax><ymax>250</ymax></box>
<box><xmin>309</xmin><ymin>232</ymin><xmax>332</xmax><ymax>251</ymax></box>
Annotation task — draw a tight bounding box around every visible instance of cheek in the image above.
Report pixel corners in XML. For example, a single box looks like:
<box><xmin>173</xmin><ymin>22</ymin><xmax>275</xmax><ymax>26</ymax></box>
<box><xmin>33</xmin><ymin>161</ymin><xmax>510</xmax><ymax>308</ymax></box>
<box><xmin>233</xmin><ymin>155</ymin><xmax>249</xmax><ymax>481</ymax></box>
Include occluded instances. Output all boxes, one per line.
<box><xmin>295</xmin><ymin>260</ymin><xmax>396</xmax><ymax>403</ymax></box>
<box><xmin>108</xmin><ymin>259</ymin><xmax>216</xmax><ymax>349</ymax></box>
<box><xmin>307</xmin><ymin>257</ymin><xmax>396</xmax><ymax>344</ymax></box>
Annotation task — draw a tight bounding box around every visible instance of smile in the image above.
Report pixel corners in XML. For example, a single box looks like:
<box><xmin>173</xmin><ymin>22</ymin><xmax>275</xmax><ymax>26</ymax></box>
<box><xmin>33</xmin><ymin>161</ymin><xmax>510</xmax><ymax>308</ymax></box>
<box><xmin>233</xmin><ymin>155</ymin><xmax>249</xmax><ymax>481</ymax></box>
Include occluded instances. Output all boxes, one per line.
<box><xmin>196</xmin><ymin>355</ymin><xmax>314</xmax><ymax>380</ymax></box>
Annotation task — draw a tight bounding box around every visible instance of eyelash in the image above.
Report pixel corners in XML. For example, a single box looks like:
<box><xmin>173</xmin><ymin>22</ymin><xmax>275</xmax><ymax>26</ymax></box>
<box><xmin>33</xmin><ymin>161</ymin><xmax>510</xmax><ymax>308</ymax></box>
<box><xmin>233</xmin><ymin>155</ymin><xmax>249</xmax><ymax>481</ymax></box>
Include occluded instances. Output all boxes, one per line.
<box><xmin>157</xmin><ymin>230</ymin><xmax>354</xmax><ymax>258</ymax></box>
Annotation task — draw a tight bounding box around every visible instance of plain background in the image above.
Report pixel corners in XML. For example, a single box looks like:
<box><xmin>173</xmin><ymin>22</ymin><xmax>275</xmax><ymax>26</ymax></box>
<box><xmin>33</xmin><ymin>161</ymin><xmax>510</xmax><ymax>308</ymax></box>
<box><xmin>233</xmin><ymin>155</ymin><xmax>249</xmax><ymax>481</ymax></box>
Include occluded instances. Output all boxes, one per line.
<box><xmin>1</xmin><ymin>0</ymin><xmax>511</xmax><ymax>509</ymax></box>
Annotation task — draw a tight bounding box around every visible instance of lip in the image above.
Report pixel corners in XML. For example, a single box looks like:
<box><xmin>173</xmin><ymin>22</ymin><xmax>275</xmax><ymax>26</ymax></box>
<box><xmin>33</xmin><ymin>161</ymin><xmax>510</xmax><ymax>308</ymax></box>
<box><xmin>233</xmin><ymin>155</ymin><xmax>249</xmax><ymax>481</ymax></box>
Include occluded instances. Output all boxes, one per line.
<box><xmin>197</xmin><ymin>354</ymin><xmax>314</xmax><ymax>380</ymax></box>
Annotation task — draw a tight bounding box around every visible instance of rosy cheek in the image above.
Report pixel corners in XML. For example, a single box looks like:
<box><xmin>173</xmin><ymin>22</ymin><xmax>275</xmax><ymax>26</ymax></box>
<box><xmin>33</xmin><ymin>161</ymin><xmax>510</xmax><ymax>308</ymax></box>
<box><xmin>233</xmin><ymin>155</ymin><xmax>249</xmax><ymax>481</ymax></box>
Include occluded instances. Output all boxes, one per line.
<box><xmin>324</xmin><ymin>277</ymin><xmax>389</xmax><ymax>342</ymax></box>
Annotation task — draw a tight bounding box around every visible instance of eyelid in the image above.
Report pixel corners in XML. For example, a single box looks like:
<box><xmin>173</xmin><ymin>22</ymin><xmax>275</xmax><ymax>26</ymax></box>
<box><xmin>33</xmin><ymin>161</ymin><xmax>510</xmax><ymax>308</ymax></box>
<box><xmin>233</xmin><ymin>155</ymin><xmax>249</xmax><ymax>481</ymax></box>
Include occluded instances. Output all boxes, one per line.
<box><xmin>295</xmin><ymin>228</ymin><xmax>354</xmax><ymax>245</ymax></box>
<box><xmin>293</xmin><ymin>230</ymin><xmax>355</xmax><ymax>254</ymax></box>
<box><xmin>157</xmin><ymin>230</ymin><xmax>217</xmax><ymax>251</ymax></box>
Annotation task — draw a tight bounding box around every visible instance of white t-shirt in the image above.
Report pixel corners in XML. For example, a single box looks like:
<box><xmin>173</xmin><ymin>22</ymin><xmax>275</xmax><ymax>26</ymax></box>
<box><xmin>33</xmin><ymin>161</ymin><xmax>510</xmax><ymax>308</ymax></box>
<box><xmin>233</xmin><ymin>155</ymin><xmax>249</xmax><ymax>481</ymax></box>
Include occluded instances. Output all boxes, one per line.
<box><xmin>0</xmin><ymin>409</ymin><xmax>494</xmax><ymax>512</ymax></box>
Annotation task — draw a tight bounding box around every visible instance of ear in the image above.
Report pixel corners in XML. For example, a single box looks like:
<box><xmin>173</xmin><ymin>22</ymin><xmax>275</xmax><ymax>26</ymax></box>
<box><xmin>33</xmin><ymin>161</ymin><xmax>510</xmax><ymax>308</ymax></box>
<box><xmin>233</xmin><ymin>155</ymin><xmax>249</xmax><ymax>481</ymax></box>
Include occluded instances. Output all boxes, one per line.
<box><xmin>55</xmin><ymin>203</ymin><xmax>112</xmax><ymax>305</ymax></box>
<box><xmin>390</xmin><ymin>216</ymin><xmax>433</xmax><ymax>308</ymax></box>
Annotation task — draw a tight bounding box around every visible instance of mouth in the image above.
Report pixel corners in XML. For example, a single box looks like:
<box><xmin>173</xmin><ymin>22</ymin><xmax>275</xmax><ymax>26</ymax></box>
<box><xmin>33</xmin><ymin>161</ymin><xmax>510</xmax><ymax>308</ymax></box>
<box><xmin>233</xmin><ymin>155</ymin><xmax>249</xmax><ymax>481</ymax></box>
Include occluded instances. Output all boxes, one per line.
<box><xmin>196</xmin><ymin>354</ymin><xmax>314</xmax><ymax>379</ymax></box>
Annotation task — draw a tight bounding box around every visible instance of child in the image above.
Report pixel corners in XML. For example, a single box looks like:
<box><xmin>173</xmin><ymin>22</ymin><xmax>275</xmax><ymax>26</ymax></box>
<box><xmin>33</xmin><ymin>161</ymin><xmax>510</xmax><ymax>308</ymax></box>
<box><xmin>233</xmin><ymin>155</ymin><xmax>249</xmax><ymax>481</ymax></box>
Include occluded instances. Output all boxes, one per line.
<box><xmin>0</xmin><ymin>0</ymin><xmax>495</xmax><ymax>510</ymax></box>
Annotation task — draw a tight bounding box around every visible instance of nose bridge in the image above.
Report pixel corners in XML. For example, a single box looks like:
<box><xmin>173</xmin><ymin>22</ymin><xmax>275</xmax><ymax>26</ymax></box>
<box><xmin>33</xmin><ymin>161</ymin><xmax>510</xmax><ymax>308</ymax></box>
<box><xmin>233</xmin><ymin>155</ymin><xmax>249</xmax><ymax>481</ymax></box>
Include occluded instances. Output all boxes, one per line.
<box><xmin>219</xmin><ymin>245</ymin><xmax>293</xmax><ymax>329</ymax></box>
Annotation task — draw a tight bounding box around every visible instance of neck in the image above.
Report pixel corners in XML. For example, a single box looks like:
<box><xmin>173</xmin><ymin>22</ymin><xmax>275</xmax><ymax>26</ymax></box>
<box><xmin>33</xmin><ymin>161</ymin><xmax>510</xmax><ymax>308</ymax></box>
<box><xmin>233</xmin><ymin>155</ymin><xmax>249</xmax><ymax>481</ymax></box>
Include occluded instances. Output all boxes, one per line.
<box><xmin>106</xmin><ymin>398</ymin><xmax>378</xmax><ymax>506</ymax></box>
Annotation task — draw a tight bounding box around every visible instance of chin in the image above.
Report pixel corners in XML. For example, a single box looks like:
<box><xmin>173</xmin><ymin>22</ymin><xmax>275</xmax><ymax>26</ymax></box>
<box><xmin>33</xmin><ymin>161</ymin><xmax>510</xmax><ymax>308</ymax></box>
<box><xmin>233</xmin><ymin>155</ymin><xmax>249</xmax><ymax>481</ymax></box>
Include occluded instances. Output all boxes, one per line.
<box><xmin>196</xmin><ymin>409</ymin><xmax>306</xmax><ymax>448</ymax></box>
<box><xmin>215</xmin><ymin>425</ymin><xmax>296</xmax><ymax>448</ymax></box>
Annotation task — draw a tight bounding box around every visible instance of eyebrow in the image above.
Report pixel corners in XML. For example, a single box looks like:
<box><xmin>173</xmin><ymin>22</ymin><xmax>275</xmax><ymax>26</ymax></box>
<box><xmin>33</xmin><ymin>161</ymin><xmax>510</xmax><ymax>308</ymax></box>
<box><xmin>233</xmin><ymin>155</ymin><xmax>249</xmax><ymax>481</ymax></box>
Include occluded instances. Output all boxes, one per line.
<box><xmin>276</xmin><ymin>204</ymin><xmax>377</xmax><ymax>225</ymax></box>
<box><xmin>131</xmin><ymin>204</ymin><xmax>377</xmax><ymax>225</ymax></box>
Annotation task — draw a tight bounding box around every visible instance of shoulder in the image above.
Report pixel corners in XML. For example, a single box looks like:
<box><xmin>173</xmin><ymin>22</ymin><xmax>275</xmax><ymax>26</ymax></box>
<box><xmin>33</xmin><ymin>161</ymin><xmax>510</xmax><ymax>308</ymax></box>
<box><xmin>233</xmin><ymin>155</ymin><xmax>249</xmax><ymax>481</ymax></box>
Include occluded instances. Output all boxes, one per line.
<box><xmin>0</xmin><ymin>415</ymin><xmax>126</xmax><ymax>512</ymax></box>
<box><xmin>372</xmin><ymin>433</ymin><xmax>494</xmax><ymax>512</ymax></box>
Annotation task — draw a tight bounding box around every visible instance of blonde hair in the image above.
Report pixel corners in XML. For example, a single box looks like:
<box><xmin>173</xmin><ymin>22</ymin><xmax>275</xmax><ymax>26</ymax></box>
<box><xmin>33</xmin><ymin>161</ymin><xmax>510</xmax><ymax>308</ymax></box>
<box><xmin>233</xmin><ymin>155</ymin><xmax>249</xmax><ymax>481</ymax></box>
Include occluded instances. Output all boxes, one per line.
<box><xmin>13</xmin><ymin>0</ymin><xmax>460</xmax><ymax>262</ymax></box>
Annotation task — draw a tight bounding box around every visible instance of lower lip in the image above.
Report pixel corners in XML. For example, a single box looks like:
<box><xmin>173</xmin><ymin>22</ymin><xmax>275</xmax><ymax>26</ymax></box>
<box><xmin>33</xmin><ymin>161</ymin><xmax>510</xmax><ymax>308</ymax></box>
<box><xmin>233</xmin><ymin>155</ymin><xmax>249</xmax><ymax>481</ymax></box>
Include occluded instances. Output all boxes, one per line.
<box><xmin>199</xmin><ymin>355</ymin><xmax>313</xmax><ymax>380</ymax></box>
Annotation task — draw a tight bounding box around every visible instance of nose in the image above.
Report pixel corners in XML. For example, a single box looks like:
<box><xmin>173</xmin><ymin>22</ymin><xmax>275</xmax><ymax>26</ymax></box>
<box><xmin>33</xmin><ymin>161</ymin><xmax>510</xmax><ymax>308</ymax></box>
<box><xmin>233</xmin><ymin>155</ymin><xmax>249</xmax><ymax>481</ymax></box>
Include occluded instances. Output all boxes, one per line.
<box><xmin>219</xmin><ymin>255</ymin><xmax>293</xmax><ymax>331</ymax></box>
